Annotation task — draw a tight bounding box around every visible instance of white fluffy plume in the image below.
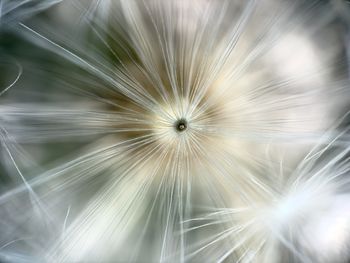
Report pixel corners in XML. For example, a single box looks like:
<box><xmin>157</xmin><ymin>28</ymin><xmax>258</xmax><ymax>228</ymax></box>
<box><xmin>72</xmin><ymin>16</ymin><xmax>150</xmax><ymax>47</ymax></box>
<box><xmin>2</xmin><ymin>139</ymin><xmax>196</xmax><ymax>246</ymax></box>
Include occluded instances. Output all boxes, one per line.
<box><xmin>0</xmin><ymin>0</ymin><xmax>349</xmax><ymax>262</ymax></box>
<box><xmin>187</xmin><ymin>132</ymin><xmax>350</xmax><ymax>262</ymax></box>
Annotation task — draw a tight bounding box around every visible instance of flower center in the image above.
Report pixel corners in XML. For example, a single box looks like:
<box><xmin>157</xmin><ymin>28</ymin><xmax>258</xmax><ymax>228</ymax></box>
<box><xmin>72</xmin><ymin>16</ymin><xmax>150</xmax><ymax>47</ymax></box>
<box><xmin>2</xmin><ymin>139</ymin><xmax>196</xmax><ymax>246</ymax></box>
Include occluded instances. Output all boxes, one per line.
<box><xmin>175</xmin><ymin>119</ymin><xmax>188</xmax><ymax>132</ymax></box>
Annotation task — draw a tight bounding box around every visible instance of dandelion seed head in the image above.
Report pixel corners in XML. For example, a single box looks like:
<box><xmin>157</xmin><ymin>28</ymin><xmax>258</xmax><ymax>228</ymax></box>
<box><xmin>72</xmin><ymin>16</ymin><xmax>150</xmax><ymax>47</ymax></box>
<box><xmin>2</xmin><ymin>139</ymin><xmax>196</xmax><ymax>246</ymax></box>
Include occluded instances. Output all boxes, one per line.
<box><xmin>190</xmin><ymin>140</ymin><xmax>350</xmax><ymax>262</ymax></box>
<box><xmin>0</xmin><ymin>0</ymin><xmax>349</xmax><ymax>262</ymax></box>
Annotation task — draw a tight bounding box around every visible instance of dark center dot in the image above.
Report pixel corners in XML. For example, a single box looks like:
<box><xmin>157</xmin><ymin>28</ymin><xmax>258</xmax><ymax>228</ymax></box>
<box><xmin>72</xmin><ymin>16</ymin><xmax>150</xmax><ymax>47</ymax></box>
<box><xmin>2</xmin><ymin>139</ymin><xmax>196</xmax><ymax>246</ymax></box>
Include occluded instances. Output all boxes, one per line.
<box><xmin>175</xmin><ymin>119</ymin><xmax>188</xmax><ymax>132</ymax></box>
